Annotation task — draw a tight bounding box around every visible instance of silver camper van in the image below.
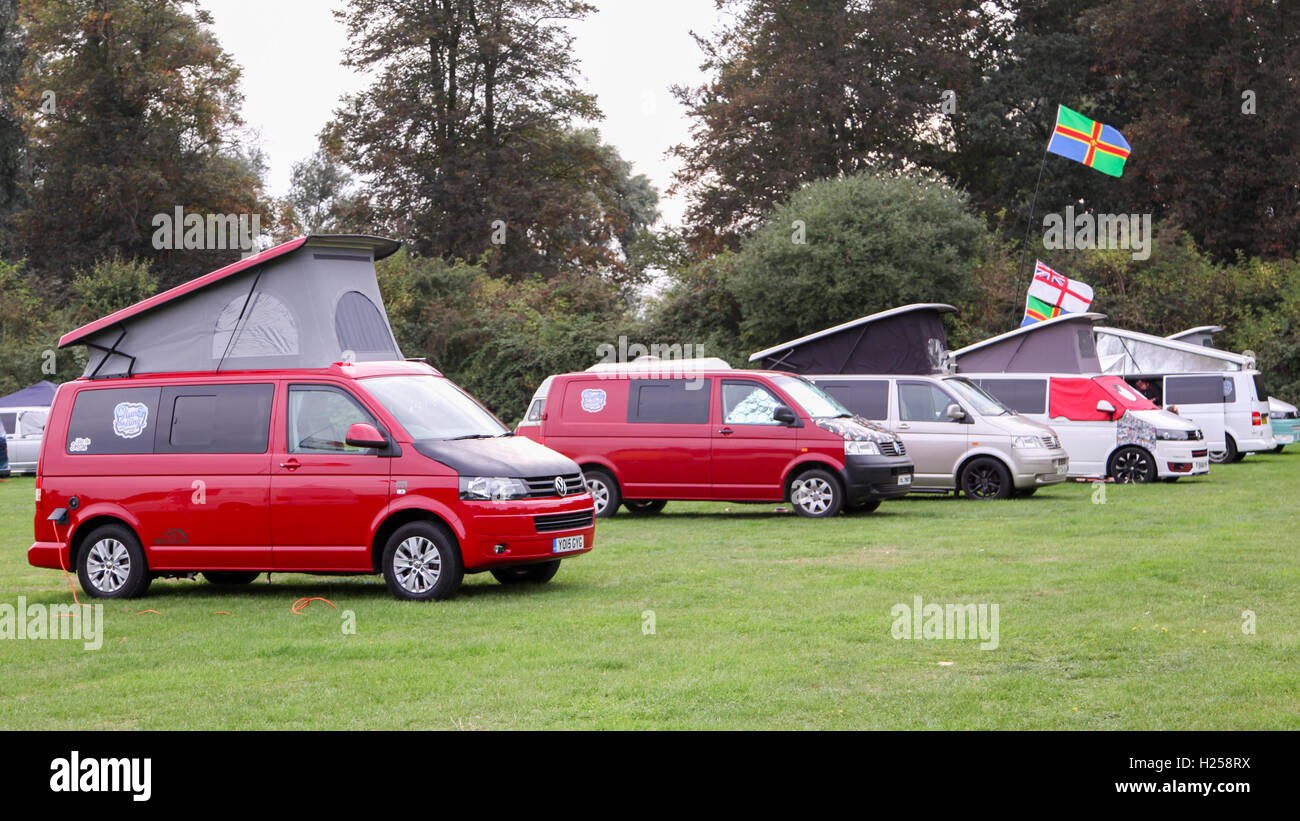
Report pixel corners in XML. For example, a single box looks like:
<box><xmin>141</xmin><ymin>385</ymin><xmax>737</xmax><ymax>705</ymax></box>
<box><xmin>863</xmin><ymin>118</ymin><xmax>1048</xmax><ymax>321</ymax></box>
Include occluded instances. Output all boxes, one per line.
<box><xmin>750</xmin><ymin>305</ymin><xmax>1070</xmax><ymax>499</ymax></box>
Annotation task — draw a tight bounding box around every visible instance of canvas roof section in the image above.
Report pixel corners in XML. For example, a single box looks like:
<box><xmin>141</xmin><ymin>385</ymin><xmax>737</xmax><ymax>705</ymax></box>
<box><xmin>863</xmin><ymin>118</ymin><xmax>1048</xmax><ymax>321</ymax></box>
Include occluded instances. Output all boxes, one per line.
<box><xmin>952</xmin><ymin>312</ymin><xmax>1107</xmax><ymax>374</ymax></box>
<box><xmin>0</xmin><ymin>380</ymin><xmax>58</xmax><ymax>409</ymax></box>
<box><xmin>748</xmin><ymin>303</ymin><xmax>957</xmax><ymax>375</ymax></box>
<box><xmin>1165</xmin><ymin>326</ymin><xmax>1225</xmax><ymax>348</ymax></box>
<box><xmin>1095</xmin><ymin>326</ymin><xmax>1253</xmax><ymax>374</ymax></box>
<box><xmin>60</xmin><ymin>235</ymin><xmax>404</xmax><ymax>377</ymax></box>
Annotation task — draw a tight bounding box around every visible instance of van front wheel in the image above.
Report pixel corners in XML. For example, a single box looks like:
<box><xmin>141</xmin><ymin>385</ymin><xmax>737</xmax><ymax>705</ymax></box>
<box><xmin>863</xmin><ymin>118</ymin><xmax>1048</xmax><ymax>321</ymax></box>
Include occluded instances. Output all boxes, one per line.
<box><xmin>790</xmin><ymin>469</ymin><xmax>844</xmax><ymax>518</ymax></box>
<box><xmin>77</xmin><ymin>525</ymin><xmax>151</xmax><ymax>599</ymax></box>
<box><xmin>1109</xmin><ymin>446</ymin><xmax>1156</xmax><ymax>483</ymax></box>
<box><xmin>583</xmin><ymin>468</ymin><xmax>621</xmax><ymax>518</ymax></box>
<box><xmin>382</xmin><ymin>521</ymin><xmax>464</xmax><ymax>601</ymax></box>
<box><xmin>1210</xmin><ymin>436</ymin><xmax>1238</xmax><ymax>464</ymax></box>
<box><xmin>624</xmin><ymin>500</ymin><xmax>667</xmax><ymax>514</ymax></box>
<box><xmin>960</xmin><ymin>458</ymin><xmax>1012</xmax><ymax>500</ymax></box>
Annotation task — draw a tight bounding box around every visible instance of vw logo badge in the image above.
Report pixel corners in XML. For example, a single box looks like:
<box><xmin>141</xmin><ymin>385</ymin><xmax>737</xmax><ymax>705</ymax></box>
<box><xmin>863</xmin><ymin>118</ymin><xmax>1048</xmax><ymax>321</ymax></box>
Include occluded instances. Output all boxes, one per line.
<box><xmin>554</xmin><ymin>476</ymin><xmax>567</xmax><ymax>497</ymax></box>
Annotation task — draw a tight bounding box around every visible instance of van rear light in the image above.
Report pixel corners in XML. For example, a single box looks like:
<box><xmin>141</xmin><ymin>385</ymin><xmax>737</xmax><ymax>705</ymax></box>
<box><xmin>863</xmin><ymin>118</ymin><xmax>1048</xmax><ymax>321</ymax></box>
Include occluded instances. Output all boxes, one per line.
<box><xmin>34</xmin><ymin>475</ymin><xmax>41</xmax><ymax>505</ymax></box>
<box><xmin>1252</xmin><ymin>411</ymin><xmax>1263</xmax><ymax>426</ymax></box>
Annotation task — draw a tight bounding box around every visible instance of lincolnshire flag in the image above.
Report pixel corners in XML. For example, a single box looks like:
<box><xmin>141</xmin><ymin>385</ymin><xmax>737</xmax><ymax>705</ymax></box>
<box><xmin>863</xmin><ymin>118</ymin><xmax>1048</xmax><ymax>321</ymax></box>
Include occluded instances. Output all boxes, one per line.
<box><xmin>1046</xmin><ymin>105</ymin><xmax>1131</xmax><ymax>177</ymax></box>
<box><xmin>1021</xmin><ymin>261</ymin><xmax>1095</xmax><ymax>327</ymax></box>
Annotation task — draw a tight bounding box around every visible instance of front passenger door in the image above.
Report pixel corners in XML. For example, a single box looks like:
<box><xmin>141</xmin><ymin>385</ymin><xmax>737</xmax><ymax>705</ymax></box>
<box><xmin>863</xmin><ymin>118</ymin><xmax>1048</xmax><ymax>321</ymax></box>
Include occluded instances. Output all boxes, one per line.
<box><xmin>270</xmin><ymin>384</ymin><xmax>391</xmax><ymax>571</ymax></box>
<box><xmin>895</xmin><ymin>380</ymin><xmax>969</xmax><ymax>488</ymax></box>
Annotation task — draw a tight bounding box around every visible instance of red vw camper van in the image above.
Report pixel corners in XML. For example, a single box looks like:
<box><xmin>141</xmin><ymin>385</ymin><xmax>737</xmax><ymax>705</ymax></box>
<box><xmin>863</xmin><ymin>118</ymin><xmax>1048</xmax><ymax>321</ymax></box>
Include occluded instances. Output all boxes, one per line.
<box><xmin>29</xmin><ymin>236</ymin><xmax>594</xmax><ymax>601</ymax></box>
<box><xmin>516</xmin><ymin>361</ymin><xmax>914</xmax><ymax>517</ymax></box>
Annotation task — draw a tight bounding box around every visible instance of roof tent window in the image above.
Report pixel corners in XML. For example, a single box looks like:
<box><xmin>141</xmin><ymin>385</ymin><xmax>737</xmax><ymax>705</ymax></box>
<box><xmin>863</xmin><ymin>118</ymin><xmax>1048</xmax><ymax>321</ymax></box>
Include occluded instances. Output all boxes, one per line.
<box><xmin>213</xmin><ymin>291</ymin><xmax>300</xmax><ymax>359</ymax></box>
<box><xmin>335</xmin><ymin>291</ymin><xmax>394</xmax><ymax>355</ymax></box>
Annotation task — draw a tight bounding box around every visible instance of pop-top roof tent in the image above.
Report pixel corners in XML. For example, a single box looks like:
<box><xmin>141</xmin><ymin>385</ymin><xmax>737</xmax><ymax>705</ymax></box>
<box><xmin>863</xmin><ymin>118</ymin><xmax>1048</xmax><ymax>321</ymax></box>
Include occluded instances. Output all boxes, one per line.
<box><xmin>1094</xmin><ymin>326</ymin><xmax>1254</xmax><ymax>374</ymax></box>
<box><xmin>747</xmin><ymin>304</ymin><xmax>956</xmax><ymax>375</ymax></box>
<box><xmin>0</xmin><ymin>380</ymin><xmax>57</xmax><ymax>409</ymax></box>
<box><xmin>1165</xmin><ymin>326</ymin><xmax>1225</xmax><ymax>348</ymax></box>
<box><xmin>59</xmin><ymin>235</ymin><xmax>403</xmax><ymax>377</ymax></box>
<box><xmin>951</xmin><ymin>312</ymin><xmax>1107</xmax><ymax>374</ymax></box>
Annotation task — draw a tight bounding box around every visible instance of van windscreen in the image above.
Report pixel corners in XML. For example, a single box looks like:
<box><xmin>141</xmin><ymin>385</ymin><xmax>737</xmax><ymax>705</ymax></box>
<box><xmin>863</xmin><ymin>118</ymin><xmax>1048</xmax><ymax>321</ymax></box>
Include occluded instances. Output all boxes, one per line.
<box><xmin>363</xmin><ymin>375</ymin><xmax>507</xmax><ymax>440</ymax></box>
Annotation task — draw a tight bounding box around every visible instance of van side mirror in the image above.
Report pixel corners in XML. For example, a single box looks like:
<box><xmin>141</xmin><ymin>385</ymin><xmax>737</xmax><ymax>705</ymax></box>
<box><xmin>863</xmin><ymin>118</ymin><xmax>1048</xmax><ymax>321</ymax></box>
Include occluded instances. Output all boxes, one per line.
<box><xmin>773</xmin><ymin>405</ymin><xmax>798</xmax><ymax>425</ymax></box>
<box><xmin>1096</xmin><ymin>400</ymin><xmax>1116</xmax><ymax>420</ymax></box>
<box><xmin>944</xmin><ymin>403</ymin><xmax>967</xmax><ymax>422</ymax></box>
<box><xmin>345</xmin><ymin>422</ymin><xmax>388</xmax><ymax>449</ymax></box>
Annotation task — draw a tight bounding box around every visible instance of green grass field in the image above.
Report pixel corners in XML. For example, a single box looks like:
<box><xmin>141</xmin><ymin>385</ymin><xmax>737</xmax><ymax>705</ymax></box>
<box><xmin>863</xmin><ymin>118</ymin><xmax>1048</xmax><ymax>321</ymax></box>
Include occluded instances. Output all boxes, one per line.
<box><xmin>2</xmin><ymin>454</ymin><xmax>1298</xmax><ymax>730</ymax></box>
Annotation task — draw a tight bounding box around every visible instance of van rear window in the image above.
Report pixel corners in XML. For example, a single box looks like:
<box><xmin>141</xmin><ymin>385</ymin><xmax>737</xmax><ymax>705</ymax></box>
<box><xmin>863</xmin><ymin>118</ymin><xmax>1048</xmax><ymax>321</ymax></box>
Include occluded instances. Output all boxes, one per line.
<box><xmin>66</xmin><ymin>387</ymin><xmax>162</xmax><ymax>454</ymax></box>
<box><xmin>628</xmin><ymin>379</ymin><xmax>710</xmax><ymax>424</ymax></box>
<box><xmin>972</xmin><ymin>378</ymin><xmax>1047</xmax><ymax>414</ymax></box>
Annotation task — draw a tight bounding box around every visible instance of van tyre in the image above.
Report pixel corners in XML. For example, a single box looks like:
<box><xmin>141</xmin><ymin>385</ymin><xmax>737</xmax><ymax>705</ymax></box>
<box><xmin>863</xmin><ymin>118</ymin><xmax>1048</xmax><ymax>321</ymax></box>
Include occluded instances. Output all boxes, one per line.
<box><xmin>584</xmin><ymin>468</ymin><xmax>621</xmax><ymax>518</ymax></box>
<box><xmin>790</xmin><ymin>468</ymin><xmax>844</xmax><ymax>518</ymax></box>
<box><xmin>624</xmin><ymin>500</ymin><xmax>667</xmax><ymax>515</ymax></box>
<box><xmin>960</xmin><ymin>458</ymin><xmax>1012</xmax><ymax>500</ymax></box>
<box><xmin>203</xmin><ymin>571</ymin><xmax>261</xmax><ymax>585</ymax></box>
<box><xmin>1109</xmin><ymin>446</ymin><xmax>1157</xmax><ymax>483</ymax></box>
<box><xmin>77</xmin><ymin>524</ymin><xmax>151</xmax><ymax>599</ymax></box>
<box><xmin>847</xmin><ymin>499</ymin><xmax>882</xmax><ymax>513</ymax></box>
<box><xmin>491</xmin><ymin>559</ymin><xmax>561</xmax><ymax>585</ymax></box>
<box><xmin>1210</xmin><ymin>435</ymin><xmax>1238</xmax><ymax>464</ymax></box>
<box><xmin>381</xmin><ymin>521</ymin><xmax>464</xmax><ymax>601</ymax></box>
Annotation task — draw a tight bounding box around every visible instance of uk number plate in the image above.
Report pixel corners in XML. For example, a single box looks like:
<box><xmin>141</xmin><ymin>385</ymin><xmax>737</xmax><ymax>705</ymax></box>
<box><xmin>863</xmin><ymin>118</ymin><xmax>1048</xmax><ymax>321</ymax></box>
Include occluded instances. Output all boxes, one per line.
<box><xmin>553</xmin><ymin>535</ymin><xmax>585</xmax><ymax>553</ymax></box>
<box><xmin>1193</xmin><ymin>459</ymin><xmax>1209</xmax><ymax>472</ymax></box>
<box><xmin>1056</xmin><ymin>460</ymin><xmax>1069</xmax><ymax>475</ymax></box>
<box><xmin>897</xmin><ymin>473</ymin><xmax>912</xmax><ymax>486</ymax></box>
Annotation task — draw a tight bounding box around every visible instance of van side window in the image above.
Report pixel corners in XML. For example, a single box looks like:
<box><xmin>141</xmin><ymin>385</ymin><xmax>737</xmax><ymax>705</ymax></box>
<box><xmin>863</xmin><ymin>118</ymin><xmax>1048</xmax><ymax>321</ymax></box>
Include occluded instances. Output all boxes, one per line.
<box><xmin>722</xmin><ymin>381</ymin><xmax>783</xmax><ymax>425</ymax></box>
<box><xmin>1166</xmin><ymin>375</ymin><xmax>1232</xmax><ymax>405</ymax></box>
<box><xmin>972</xmin><ymin>378</ymin><xmax>1046</xmax><ymax>414</ymax></box>
<box><xmin>627</xmin><ymin>379</ymin><xmax>710</xmax><ymax>424</ymax></box>
<box><xmin>157</xmin><ymin>384</ymin><xmax>274</xmax><ymax>454</ymax></box>
<box><xmin>898</xmin><ymin>382</ymin><xmax>960</xmax><ymax>422</ymax></box>
<box><xmin>818</xmin><ymin>380</ymin><xmax>888</xmax><ymax>420</ymax></box>
<box><xmin>0</xmin><ymin>412</ymin><xmax>14</xmax><ymax>435</ymax></box>
<box><xmin>65</xmin><ymin>387</ymin><xmax>162</xmax><ymax>455</ymax></box>
<box><xmin>288</xmin><ymin>386</ymin><xmax>379</xmax><ymax>453</ymax></box>
<box><xmin>525</xmin><ymin>398</ymin><xmax>544</xmax><ymax>422</ymax></box>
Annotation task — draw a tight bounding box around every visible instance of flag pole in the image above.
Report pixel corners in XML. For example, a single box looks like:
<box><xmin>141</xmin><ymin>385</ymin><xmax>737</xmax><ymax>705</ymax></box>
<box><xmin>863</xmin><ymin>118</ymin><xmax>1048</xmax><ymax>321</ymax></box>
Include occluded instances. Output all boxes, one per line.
<box><xmin>1014</xmin><ymin>135</ymin><xmax>1053</xmax><ymax>326</ymax></box>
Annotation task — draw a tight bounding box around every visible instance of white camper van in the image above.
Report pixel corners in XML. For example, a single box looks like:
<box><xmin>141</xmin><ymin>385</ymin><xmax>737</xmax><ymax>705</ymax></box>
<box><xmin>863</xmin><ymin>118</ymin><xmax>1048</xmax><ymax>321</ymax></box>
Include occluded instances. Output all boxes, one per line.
<box><xmin>0</xmin><ymin>406</ymin><xmax>48</xmax><ymax>474</ymax></box>
<box><xmin>750</xmin><ymin>305</ymin><xmax>1070</xmax><ymax>499</ymax></box>
<box><xmin>1095</xmin><ymin>326</ymin><xmax>1273</xmax><ymax>462</ymax></box>
<box><xmin>954</xmin><ymin>314</ymin><xmax>1209</xmax><ymax>483</ymax></box>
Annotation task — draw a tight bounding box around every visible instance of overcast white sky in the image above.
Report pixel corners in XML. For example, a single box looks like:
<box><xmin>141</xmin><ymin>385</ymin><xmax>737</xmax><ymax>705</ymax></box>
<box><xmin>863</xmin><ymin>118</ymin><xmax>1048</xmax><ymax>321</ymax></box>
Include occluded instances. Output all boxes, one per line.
<box><xmin>203</xmin><ymin>0</ymin><xmax>730</xmax><ymax>228</ymax></box>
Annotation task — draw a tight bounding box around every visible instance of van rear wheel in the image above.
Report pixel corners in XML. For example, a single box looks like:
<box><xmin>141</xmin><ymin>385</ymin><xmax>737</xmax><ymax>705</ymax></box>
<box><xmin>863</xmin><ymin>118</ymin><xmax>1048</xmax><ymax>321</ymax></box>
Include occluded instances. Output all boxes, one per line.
<box><xmin>77</xmin><ymin>524</ymin><xmax>151</xmax><ymax>599</ymax></box>
<box><xmin>1210</xmin><ymin>436</ymin><xmax>1238</xmax><ymax>464</ymax></box>
<box><xmin>203</xmin><ymin>571</ymin><xmax>261</xmax><ymax>585</ymax></box>
<box><xmin>381</xmin><ymin>521</ymin><xmax>464</xmax><ymax>601</ymax></box>
<box><xmin>624</xmin><ymin>500</ymin><xmax>667</xmax><ymax>515</ymax></box>
<box><xmin>583</xmin><ymin>468</ymin><xmax>621</xmax><ymax>518</ymax></box>
<box><xmin>960</xmin><ymin>458</ymin><xmax>1012</xmax><ymax>500</ymax></box>
<box><xmin>846</xmin><ymin>499</ymin><xmax>882</xmax><ymax>513</ymax></box>
<box><xmin>491</xmin><ymin>559</ymin><xmax>561</xmax><ymax>585</ymax></box>
<box><xmin>790</xmin><ymin>469</ymin><xmax>844</xmax><ymax>518</ymax></box>
<box><xmin>1109</xmin><ymin>446</ymin><xmax>1156</xmax><ymax>483</ymax></box>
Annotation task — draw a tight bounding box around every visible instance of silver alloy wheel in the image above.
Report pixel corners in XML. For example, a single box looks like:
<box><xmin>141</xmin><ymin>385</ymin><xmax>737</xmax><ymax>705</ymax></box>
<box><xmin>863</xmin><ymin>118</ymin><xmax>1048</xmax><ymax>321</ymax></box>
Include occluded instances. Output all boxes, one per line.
<box><xmin>393</xmin><ymin>536</ymin><xmax>442</xmax><ymax>594</ymax></box>
<box><xmin>86</xmin><ymin>538</ymin><xmax>130</xmax><ymax>594</ymax></box>
<box><xmin>587</xmin><ymin>476</ymin><xmax>610</xmax><ymax>515</ymax></box>
<box><xmin>1113</xmin><ymin>449</ymin><xmax>1152</xmax><ymax>483</ymax></box>
<box><xmin>792</xmin><ymin>477</ymin><xmax>834</xmax><ymax>515</ymax></box>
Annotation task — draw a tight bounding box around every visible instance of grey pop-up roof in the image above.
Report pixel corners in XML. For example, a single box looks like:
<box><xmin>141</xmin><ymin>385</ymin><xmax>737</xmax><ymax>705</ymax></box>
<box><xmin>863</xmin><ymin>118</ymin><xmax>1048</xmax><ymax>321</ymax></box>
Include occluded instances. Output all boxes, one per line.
<box><xmin>1165</xmin><ymin>326</ymin><xmax>1225</xmax><ymax>348</ymax></box>
<box><xmin>951</xmin><ymin>312</ymin><xmax>1107</xmax><ymax>374</ymax></box>
<box><xmin>1095</xmin><ymin>326</ymin><xmax>1253</xmax><ymax>374</ymax></box>
<box><xmin>747</xmin><ymin>304</ymin><xmax>956</xmax><ymax>375</ymax></box>
<box><xmin>60</xmin><ymin>235</ymin><xmax>403</xmax><ymax>377</ymax></box>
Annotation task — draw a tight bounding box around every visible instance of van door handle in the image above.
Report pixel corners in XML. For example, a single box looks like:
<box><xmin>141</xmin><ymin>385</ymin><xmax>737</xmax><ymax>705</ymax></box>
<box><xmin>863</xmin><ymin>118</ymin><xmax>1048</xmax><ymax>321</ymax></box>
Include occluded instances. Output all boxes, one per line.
<box><xmin>279</xmin><ymin>459</ymin><xmax>301</xmax><ymax>471</ymax></box>
<box><xmin>898</xmin><ymin>423</ymin><xmax>911</xmax><ymax>430</ymax></box>
<box><xmin>718</xmin><ymin>427</ymin><xmax>734</xmax><ymax>435</ymax></box>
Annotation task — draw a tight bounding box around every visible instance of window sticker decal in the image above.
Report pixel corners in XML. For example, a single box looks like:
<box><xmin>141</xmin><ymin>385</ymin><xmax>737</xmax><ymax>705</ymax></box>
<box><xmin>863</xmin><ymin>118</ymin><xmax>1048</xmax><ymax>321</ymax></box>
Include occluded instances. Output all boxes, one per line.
<box><xmin>580</xmin><ymin>388</ymin><xmax>607</xmax><ymax>413</ymax></box>
<box><xmin>69</xmin><ymin>437</ymin><xmax>91</xmax><ymax>453</ymax></box>
<box><xmin>112</xmin><ymin>402</ymin><xmax>150</xmax><ymax>439</ymax></box>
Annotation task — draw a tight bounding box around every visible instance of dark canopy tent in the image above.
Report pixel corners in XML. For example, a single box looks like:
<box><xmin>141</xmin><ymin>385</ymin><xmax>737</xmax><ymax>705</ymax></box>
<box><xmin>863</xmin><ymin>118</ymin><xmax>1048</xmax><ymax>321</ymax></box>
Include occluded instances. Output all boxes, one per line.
<box><xmin>59</xmin><ymin>235</ymin><xmax>403</xmax><ymax>377</ymax></box>
<box><xmin>0</xmin><ymin>380</ymin><xmax>57</xmax><ymax>408</ymax></box>
<box><xmin>952</xmin><ymin>312</ymin><xmax>1106</xmax><ymax>374</ymax></box>
<box><xmin>747</xmin><ymin>304</ymin><xmax>956</xmax><ymax>375</ymax></box>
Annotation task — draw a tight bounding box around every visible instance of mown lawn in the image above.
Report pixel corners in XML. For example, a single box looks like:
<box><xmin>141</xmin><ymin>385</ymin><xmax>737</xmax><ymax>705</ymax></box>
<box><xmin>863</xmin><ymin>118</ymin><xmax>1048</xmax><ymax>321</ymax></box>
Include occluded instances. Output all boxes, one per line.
<box><xmin>1</xmin><ymin>452</ymin><xmax>1297</xmax><ymax>730</ymax></box>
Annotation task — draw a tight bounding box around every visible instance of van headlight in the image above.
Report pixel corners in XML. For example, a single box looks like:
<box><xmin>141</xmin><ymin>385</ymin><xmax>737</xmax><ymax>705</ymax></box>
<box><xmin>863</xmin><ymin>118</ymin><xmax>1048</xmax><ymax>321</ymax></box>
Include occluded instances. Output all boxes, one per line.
<box><xmin>1011</xmin><ymin>435</ymin><xmax>1042</xmax><ymax>449</ymax></box>
<box><xmin>459</xmin><ymin>476</ymin><xmax>530</xmax><ymax>501</ymax></box>
<box><xmin>844</xmin><ymin>440</ymin><xmax>881</xmax><ymax>456</ymax></box>
<box><xmin>1155</xmin><ymin>428</ymin><xmax>1192</xmax><ymax>440</ymax></box>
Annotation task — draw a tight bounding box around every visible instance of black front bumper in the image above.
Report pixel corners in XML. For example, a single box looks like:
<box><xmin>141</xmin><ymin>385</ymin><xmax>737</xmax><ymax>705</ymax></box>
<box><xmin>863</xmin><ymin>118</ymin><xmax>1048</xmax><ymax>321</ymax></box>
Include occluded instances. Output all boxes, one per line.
<box><xmin>841</xmin><ymin>453</ymin><xmax>914</xmax><ymax>502</ymax></box>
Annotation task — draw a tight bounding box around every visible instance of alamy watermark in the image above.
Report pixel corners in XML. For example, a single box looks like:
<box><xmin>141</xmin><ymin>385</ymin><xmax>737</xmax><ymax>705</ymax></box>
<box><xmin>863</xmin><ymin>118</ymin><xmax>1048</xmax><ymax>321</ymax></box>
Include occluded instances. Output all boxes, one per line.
<box><xmin>890</xmin><ymin>595</ymin><xmax>999</xmax><ymax>650</ymax></box>
<box><xmin>1043</xmin><ymin>205</ymin><xmax>1151</xmax><ymax>261</ymax></box>
<box><xmin>0</xmin><ymin>597</ymin><xmax>103</xmax><ymax>650</ymax></box>
<box><xmin>593</xmin><ymin>336</ymin><xmax>709</xmax><ymax>389</ymax></box>
<box><xmin>151</xmin><ymin>207</ymin><xmax>262</xmax><ymax>253</ymax></box>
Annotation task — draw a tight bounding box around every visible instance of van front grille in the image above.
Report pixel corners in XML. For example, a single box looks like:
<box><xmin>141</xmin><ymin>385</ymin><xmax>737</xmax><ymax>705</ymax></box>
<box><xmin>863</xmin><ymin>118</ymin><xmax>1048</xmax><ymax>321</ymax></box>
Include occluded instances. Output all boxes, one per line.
<box><xmin>1192</xmin><ymin>449</ymin><xmax>1208</xmax><ymax>458</ymax></box>
<box><xmin>534</xmin><ymin>510</ymin><xmax>595</xmax><ymax>533</ymax></box>
<box><xmin>1040</xmin><ymin>434</ymin><xmax>1061</xmax><ymax>449</ymax></box>
<box><xmin>524</xmin><ymin>474</ymin><xmax>585</xmax><ymax>498</ymax></box>
<box><xmin>879</xmin><ymin>440</ymin><xmax>906</xmax><ymax>456</ymax></box>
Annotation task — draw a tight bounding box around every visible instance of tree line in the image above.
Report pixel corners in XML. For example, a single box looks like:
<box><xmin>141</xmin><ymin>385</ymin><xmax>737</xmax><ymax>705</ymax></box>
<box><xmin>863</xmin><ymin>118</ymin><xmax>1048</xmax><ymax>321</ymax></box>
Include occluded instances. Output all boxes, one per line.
<box><xmin>2</xmin><ymin>0</ymin><xmax>1298</xmax><ymax>422</ymax></box>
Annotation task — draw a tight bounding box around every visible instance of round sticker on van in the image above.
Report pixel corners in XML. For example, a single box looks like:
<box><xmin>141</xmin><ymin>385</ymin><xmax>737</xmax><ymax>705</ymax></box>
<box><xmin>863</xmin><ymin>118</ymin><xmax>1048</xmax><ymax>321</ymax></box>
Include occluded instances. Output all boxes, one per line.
<box><xmin>580</xmin><ymin>388</ymin><xmax>607</xmax><ymax>413</ymax></box>
<box><xmin>112</xmin><ymin>402</ymin><xmax>150</xmax><ymax>439</ymax></box>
